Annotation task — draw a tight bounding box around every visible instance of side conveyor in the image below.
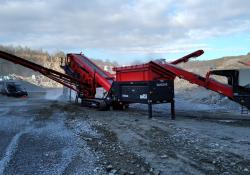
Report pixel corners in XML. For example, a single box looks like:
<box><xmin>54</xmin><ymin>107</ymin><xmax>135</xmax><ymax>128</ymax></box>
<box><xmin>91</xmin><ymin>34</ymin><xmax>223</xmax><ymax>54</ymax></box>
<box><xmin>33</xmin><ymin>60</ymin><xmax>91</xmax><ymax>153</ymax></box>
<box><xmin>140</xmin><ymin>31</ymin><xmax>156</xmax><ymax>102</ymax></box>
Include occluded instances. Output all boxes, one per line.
<box><xmin>66</xmin><ymin>54</ymin><xmax>114</xmax><ymax>93</ymax></box>
<box><xmin>156</xmin><ymin>61</ymin><xmax>250</xmax><ymax>109</ymax></box>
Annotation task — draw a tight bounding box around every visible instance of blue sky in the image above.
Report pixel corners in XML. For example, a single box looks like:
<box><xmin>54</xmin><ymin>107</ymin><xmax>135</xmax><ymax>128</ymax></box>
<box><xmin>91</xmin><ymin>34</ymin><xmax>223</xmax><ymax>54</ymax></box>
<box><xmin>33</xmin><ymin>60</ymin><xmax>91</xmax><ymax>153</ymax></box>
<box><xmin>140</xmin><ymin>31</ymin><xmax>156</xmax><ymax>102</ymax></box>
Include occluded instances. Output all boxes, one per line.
<box><xmin>0</xmin><ymin>0</ymin><xmax>249</xmax><ymax>64</ymax></box>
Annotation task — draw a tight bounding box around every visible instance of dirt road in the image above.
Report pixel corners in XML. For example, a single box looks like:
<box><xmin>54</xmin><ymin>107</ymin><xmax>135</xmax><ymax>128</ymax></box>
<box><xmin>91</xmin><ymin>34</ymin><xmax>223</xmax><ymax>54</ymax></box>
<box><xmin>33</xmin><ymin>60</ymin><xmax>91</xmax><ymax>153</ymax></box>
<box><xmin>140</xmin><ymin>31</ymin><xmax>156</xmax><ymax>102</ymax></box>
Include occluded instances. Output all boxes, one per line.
<box><xmin>0</xmin><ymin>95</ymin><xmax>250</xmax><ymax>175</ymax></box>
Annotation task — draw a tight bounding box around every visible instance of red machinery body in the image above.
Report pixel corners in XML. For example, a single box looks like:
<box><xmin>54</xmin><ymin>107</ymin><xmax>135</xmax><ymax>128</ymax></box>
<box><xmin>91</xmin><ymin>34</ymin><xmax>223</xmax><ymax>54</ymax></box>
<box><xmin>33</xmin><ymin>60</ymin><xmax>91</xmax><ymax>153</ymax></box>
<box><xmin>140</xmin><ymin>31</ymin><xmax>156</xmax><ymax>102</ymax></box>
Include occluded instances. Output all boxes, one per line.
<box><xmin>114</xmin><ymin>62</ymin><xmax>175</xmax><ymax>82</ymax></box>
<box><xmin>0</xmin><ymin>49</ymin><xmax>249</xmax><ymax>117</ymax></box>
<box><xmin>63</xmin><ymin>53</ymin><xmax>114</xmax><ymax>98</ymax></box>
<box><xmin>114</xmin><ymin>61</ymin><xmax>233</xmax><ymax>98</ymax></box>
<box><xmin>114</xmin><ymin>50</ymin><xmax>204</xmax><ymax>82</ymax></box>
<box><xmin>113</xmin><ymin>49</ymin><xmax>233</xmax><ymax>99</ymax></box>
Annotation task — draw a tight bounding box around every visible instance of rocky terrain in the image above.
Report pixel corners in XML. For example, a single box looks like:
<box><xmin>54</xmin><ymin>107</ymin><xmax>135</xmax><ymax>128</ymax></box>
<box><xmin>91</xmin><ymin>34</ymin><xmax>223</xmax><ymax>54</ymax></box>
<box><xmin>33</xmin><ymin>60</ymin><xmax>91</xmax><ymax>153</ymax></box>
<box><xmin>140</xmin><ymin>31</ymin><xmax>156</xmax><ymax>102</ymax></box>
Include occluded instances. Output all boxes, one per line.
<box><xmin>0</xmin><ymin>90</ymin><xmax>249</xmax><ymax>175</ymax></box>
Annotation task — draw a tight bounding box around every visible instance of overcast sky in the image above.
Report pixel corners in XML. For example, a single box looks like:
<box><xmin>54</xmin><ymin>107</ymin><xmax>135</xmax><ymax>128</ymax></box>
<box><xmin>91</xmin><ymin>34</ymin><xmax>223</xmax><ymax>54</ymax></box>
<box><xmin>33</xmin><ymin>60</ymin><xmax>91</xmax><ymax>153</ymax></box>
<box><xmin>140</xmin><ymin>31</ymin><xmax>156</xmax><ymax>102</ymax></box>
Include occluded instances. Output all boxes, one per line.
<box><xmin>0</xmin><ymin>0</ymin><xmax>250</xmax><ymax>64</ymax></box>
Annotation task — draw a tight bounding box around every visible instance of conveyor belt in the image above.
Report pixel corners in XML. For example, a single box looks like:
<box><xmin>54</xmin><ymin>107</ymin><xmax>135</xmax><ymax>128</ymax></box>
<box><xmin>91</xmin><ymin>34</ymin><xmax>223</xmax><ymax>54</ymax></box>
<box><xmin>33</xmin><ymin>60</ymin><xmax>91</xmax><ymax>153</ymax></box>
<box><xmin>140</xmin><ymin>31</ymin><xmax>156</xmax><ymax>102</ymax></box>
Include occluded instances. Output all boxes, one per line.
<box><xmin>69</xmin><ymin>54</ymin><xmax>113</xmax><ymax>91</ymax></box>
<box><xmin>75</xmin><ymin>54</ymin><xmax>111</xmax><ymax>81</ymax></box>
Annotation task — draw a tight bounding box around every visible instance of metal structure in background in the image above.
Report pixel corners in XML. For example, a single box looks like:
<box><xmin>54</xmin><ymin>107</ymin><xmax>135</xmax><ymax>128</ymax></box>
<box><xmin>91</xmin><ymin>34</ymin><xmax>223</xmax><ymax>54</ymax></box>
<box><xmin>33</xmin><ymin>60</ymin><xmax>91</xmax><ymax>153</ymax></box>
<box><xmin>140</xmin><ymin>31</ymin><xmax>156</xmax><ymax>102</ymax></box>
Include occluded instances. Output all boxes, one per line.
<box><xmin>0</xmin><ymin>49</ymin><xmax>249</xmax><ymax>119</ymax></box>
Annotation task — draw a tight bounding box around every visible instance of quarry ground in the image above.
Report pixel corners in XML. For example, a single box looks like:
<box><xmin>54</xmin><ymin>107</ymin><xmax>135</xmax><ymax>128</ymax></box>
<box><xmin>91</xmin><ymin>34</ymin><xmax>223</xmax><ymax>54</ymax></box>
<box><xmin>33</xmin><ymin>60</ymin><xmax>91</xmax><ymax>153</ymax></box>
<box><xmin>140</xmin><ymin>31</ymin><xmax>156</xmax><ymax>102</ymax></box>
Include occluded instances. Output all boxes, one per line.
<box><xmin>0</xmin><ymin>92</ymin><xmax>250</xmax><ymax>175</ymax></box>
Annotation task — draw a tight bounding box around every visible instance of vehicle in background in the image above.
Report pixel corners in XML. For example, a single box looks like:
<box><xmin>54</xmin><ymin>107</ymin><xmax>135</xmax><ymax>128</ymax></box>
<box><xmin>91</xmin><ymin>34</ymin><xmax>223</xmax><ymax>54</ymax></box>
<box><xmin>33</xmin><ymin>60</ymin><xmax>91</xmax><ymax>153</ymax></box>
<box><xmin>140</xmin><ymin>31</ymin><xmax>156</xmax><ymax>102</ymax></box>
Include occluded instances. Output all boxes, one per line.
<box><xmin>0</xmin><ymin>81</ymin><xmax>28</xmax><ymax>97</ymax></box>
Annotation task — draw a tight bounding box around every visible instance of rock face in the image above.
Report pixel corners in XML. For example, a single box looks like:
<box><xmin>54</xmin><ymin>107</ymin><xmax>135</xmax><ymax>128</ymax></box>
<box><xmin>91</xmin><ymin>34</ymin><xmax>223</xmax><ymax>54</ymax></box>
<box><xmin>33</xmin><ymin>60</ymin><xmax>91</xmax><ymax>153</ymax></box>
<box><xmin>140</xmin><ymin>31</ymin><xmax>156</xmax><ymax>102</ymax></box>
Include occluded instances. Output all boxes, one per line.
<box><xmin>0</xmin><ymin>46</ymin><xmax>64</xmax><ymax>88</ymax></box>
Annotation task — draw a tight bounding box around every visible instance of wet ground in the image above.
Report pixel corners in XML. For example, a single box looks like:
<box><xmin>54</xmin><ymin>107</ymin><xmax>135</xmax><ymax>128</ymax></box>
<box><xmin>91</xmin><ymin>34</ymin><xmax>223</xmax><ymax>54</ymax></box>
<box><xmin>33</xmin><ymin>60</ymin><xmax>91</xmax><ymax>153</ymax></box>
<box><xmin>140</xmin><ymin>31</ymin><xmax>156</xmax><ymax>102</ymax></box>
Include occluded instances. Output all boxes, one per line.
<box><xmin>0</xmin><ymin>95</ymin><xmax>250</xmax><ymax>175</ymax></box>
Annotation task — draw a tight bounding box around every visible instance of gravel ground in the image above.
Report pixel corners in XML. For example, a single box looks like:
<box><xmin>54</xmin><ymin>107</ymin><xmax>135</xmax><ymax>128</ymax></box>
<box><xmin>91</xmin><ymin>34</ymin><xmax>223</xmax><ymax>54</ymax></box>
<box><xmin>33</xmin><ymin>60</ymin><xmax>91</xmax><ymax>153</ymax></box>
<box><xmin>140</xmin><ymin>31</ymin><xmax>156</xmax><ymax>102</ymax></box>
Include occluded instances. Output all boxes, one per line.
<box><xmin>0</xmin><ymin>92</ymin><xmax>250</xmax><ymax>175</ymax></box>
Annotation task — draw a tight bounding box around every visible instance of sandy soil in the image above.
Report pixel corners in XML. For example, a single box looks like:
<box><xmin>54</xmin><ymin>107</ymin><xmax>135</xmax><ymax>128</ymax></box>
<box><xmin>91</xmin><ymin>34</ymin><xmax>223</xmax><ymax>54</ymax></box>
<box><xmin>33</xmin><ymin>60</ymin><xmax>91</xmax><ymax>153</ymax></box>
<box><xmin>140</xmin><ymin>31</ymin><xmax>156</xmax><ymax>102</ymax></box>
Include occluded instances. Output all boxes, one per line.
<box><xmin>0</xmin><ymin>91</ymin><xmax>250</xmax><ymax>175</ymax></box>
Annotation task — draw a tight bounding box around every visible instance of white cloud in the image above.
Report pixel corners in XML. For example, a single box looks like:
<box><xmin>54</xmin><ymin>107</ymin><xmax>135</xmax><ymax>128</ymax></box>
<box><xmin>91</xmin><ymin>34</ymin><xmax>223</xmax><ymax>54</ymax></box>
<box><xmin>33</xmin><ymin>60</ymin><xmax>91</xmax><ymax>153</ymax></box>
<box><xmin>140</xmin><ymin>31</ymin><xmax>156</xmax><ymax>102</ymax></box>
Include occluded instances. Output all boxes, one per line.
<box><xmin>0</xmin><ymin>0</ymin><xmax>249</xmax><ymax>54</ymax></box>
